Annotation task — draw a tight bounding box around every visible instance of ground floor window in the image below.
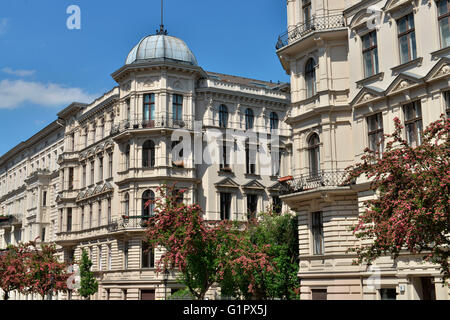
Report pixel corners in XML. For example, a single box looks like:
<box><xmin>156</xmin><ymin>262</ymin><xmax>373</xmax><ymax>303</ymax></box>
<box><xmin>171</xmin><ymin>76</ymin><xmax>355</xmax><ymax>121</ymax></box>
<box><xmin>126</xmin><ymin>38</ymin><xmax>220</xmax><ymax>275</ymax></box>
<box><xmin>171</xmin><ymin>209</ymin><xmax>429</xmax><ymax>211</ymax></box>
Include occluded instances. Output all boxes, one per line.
<box><xmin>311</xmin><ymin>289</ymin><xmax>327</xmax><ymax>300</ymax></box>
<box><xmin>141</xmin><ymin>289</ymin><xmax>156</xmax><ymax>300</ymax></box>
<box><xmin>379</xmin><ymin>288</ymin><xmax>397</xmax><ymax>300</ymax></box>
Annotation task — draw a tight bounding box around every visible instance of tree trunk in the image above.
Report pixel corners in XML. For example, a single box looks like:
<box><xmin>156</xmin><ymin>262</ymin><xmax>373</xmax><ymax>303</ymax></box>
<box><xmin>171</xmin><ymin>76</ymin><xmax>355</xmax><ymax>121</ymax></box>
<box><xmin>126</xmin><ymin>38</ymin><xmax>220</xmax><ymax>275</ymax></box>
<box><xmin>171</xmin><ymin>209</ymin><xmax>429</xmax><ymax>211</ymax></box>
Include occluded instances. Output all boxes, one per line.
<box><xmin>3</xmin><ymin>291</ymin><xmax>9</xmax><ymax>300</ymax></box>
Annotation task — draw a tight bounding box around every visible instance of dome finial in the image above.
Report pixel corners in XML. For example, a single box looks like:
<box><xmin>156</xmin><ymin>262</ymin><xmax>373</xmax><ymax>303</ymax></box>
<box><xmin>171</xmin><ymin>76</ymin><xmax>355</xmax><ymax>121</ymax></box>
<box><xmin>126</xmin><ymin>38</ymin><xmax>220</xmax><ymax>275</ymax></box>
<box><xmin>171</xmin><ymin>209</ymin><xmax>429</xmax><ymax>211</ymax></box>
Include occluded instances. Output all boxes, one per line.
<box><xmin>156</xmin><ymin>0</ymin><xmax>168</xmax><ymax>35</ymax></box>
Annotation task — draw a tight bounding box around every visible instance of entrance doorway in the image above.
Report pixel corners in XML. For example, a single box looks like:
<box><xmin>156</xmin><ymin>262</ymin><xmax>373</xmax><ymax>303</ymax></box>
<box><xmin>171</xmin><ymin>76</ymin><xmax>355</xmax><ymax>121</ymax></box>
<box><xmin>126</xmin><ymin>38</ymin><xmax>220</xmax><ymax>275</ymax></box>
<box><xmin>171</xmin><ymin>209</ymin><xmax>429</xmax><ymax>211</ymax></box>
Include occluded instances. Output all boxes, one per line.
<box><xmin>420</xmin><ymin>277</ymin><xmax>436</xmax><ymax>300</ymax></box>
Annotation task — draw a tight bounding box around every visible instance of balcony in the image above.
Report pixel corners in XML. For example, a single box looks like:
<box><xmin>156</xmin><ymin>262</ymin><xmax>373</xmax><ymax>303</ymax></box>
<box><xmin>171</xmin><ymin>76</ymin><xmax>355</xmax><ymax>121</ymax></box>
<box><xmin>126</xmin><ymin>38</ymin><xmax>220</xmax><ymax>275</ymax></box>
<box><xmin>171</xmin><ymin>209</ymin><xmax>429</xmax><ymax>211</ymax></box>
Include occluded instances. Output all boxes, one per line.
<box><xmin>279</xmin><ymin>170</ymin><xmax>354</xmax><ymax>195</ymax></box>
<box><xmin>276</xmin><ymin>14</ymin><xmax>346</xmax><ymax>51</ymax></box>
<box><xmin>110</xmin><ymin>115</ymin><xmax>194</xmax><ymax>137</ymax></box>
<box><xmin>0</xmin><ymin>213</ymin><xmax>23</xmax><ymax>228</ymax></box>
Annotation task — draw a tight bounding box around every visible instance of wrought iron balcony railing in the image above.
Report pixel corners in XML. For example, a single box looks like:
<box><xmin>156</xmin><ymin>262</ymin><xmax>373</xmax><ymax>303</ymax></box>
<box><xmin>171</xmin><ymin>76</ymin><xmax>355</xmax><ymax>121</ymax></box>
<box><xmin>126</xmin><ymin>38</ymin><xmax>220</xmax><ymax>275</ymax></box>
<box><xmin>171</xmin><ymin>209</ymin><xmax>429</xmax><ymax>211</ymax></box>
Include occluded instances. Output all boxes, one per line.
<box><xmin>110</xmin><ymin>115</ymin><xmax>194</xmax><ymax>136</ymax></box>
<box><xmin>279</xmin><ymin>170</ymin><xmax>353</xmax><ymax>195</ymax></box>
<box><xmin>276</xmin><ymin>14</ymin><xmax>346</xmax><ymax>50</ymax></box>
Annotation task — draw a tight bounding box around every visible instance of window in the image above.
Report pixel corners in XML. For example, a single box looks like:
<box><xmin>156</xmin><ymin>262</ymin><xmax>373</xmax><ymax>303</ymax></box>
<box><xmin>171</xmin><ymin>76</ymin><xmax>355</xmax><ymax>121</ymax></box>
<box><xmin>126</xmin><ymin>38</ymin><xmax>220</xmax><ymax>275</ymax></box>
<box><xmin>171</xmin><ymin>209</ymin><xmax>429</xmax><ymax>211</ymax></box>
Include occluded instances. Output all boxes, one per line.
<box><xmin>142</xmin><ymin>242</ymin><xmax>155</xmax><ymax>268</ymax></box>
<box><xmin>43</xmin><ymin>191</ymin><xmax>47</xmax><ymax>207</ymax></box>
<box><xmin>311</xmin><ymin>289</ymin><xmax>327</xmax><ymax>300</ymax></box>
<box><xmin>81</xmin><ymin>207</ymin><xmax>85</xmax><ymax>230</ymax></box>
<box><xmin>220</xmin><ymin>141</ymin><xmax>230</xmax><ymax>171</ymax></box>
<box><xmin>108</xmin><ymin>245</ymin><xmax>112</xmax><ymax>271</ymax></box>
<box><xmin>41</xmin><ymin>227</ymin><xmax>46</xmax><ymax>242</ymax></box>
<box><xmin>82</xmin><ymin>164</ymin><xmax>86</xmax><ymax>188</ymax></box>
<box><xmin>107</xmin><ymin>199</ymin><xmax>111</xmax><ymax>224</ymax></box>
<box><xmin>307</xmin><ymin>134</ymin><xmax>320</xmax><ymax>177</ymax></box>
<box><xmin>273</xmin><ymin>196</ymin><xmax>282</xmax><ymax>214</ymax></box>
<box><xmin>125</xmin><ymin>144</ymin><xmax>130</xmax><ymax>170</ymax></box>
<box><xmin>100</xmin><ymin>119</ymin><xmax>105</xmax><ymax>139</ymax></box>
<box><xmin>220</xmin><ymin>193</ymin><xmax>231</xmax><ymax>220</ymax></box>
<box><xmin>245</xmin><ymin>108</ymin><xmax>255</xmax><ymax>130</ymax></box>
<box><xmin>245</xmin><ymin>141</ymin><xmax>256</xmax><ymax>174</ymax></box>
<box><xmin>305</xmin><ymin>58</ymin><xmax>316</xmax><ymax>98</ymax></box>
<box><xmin>142</xmin><ymin>190</ymin><xmax>155</xmax><ymax>219</ymax></box>
<box><xmin>143</xmin><ymin>94</ymin><xmax>156</xmax><ymax>126</ymax></box>
<box><xmin>397</xmin><ymin>13</ymin><xmax>417</xmax><ymax>64</ymax></box>
<box><xmin>272</xmin><ymin>149</ymin><xmax>282</xmax><ymax>176</ymax></box>
<box><xmin>142</xmin><ymin>140</ymin><xmax>156</xmax><ymax>168</ymax></box>
<box><xmin>98</xmin><ymin>201</ymin><xmax>102</xmax><ymax>227</ymax></box>
<box><xmin>67</xmin><ymin>208</ymin><xmax>72</xmax><ymax>232</ymax></box>
<box><xmin>362</xmin><ymin>31</ymin><xmax>379</xmax><ymax>77</ymax></box>
<box><xmin>367</xmin><ymin>113</ymin><xmax>384</xmax><ymax>154</ymax></box>
<box><xmin>247</xmin><ymin>194</ymin><xmax>258</xmax><ymax>220</ymax></box>
<box><xmin>445</xmin><ymin>91</ymin><xmax>450</xmax><ymax>118</ymax></box>
<box><xmin>126</xmin><ymin>99</ymin><xmax>131</xmax><ymax>122</ymax></box>
<box><xmin>99</xmin><ymin>157</ymin><xmax>103</xmax><ymax>181</ymax></box>
<box><xmin>219</xmin><ymin>105</ymin><xmax>228</xmax><ymax>128</ymax></box>
<box><xmin>172</xmin><ymin>94</ymin><xmax>183</xmax><ymax>124</ymax></box>
<box><xmin>404</xmin><ymin>101</ymin><xmax>423</xmax><ymax>147</ymax></box>
<box><xmin>99</xmin><ymin>246</ymin><xmax>103</xmax><ymax>270</ymax></box>
<box><xmin>84</xmin><ymin>128</ymin><xmax>88</xmax><ymax>147</ymax></box>
<box><xmin>312</xmin><ymin>212</ymin><xmax>324</xmax><ymax>255</ymax></box>
<box><xmin>108</xmin><ymin>153</ymin><xmax>113</xmax><ymax>178</ymax></box>
<box><xmin>124</xmin><ymin>241</ymin><xmax>129</xmax><ymax>269</ymax></box>
<box><xmin>438</xmin><ymin>0</ymin><xmax>450</xmax><ymax>48</ymax></box>
<box><xmin>68</xmin><ymin>167</ymin><xmax>74</xmax><ymax>191</ymax></box>
<box><xmin>124</xmin><ymin>193</ymin><xmax>130</xmax><ymax>216</ymax></box>
<box><xmin>270</xmin><ymin>112</ymin><xmax>279</xmax><ymax>131</ymax></box>
<box><xmin>303</xmin><ymin>0</ymin><xmax>312</xmax><ymax>24</ymax></box>
<box><xmin>171</xmin><ymin>139</ymin><xmax>184</xmax><ymax>166</ymax></box>
<box><xmin>90</xmin><ymin>161</ymin><xmax>95</xmax><ymax>185</ymax></box>
<box><xmin>380</xmin><ymin>288</ymin><xmax>397</xmax><ymax>300</ymax></box>
<box><xmin>89</xmin><ymin>204</ymin><xmax>93</xmax><ymax>229</ymax></box>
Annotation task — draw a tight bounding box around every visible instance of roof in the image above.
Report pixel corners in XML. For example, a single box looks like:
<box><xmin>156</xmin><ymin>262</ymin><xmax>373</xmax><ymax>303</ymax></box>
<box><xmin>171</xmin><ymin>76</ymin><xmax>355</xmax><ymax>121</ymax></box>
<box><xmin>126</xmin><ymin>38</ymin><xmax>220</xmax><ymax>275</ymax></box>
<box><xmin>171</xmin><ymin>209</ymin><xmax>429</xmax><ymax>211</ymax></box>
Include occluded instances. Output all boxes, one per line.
<box><xmin>206</xmin><ymin>71</ymin><xmax>289</xmax><ymax>91</ymax></box>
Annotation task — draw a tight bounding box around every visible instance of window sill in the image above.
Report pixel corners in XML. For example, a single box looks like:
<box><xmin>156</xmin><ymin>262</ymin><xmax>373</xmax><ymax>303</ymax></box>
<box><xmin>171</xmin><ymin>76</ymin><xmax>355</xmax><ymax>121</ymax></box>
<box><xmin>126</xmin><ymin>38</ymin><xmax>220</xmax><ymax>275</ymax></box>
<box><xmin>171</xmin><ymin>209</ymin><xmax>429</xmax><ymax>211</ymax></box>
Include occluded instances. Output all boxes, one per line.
<box><xmin>244</xmin><ymin>173</ymin><xmax>261</xmax><ymax>179</ymax></box>
<box><xmin>431</xmin><ymin>46</ymin><xmax>450</xmax><ymax>60</ymax></box>
<box><xmin>390</xmin><ymin>57</ymin><xmax>423</xmax><ymax>75</ymax></box>
<box><xmin>356</xmin><ymin>72</ymin><xmax>384</xmax><ymax>88</ymax></box>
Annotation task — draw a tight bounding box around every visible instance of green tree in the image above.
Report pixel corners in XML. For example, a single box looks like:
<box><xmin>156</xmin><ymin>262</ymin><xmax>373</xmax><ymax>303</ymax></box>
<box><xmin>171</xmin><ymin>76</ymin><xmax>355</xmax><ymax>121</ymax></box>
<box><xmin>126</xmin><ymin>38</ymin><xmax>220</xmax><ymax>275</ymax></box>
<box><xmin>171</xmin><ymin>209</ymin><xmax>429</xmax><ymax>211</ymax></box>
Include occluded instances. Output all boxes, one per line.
<box><xmin>78</xmin><ymin>249</ymin><xmax>98</xmax><ymax>300</ymax></box>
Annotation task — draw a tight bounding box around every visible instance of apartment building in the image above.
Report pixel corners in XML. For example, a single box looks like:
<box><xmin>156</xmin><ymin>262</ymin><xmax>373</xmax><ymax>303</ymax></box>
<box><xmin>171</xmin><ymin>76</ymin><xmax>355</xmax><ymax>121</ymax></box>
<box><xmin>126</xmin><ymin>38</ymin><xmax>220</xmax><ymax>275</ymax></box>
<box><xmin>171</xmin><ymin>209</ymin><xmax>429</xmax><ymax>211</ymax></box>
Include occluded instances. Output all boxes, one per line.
<box><xmin>276</xmin><ymin>0</ymin><xmax>450</xmax><ymax>300</ymax></box>
<box><xmin>0</xmin><ymin>28</ymin><xmax>291</xmax><ymax>300</ymax></box>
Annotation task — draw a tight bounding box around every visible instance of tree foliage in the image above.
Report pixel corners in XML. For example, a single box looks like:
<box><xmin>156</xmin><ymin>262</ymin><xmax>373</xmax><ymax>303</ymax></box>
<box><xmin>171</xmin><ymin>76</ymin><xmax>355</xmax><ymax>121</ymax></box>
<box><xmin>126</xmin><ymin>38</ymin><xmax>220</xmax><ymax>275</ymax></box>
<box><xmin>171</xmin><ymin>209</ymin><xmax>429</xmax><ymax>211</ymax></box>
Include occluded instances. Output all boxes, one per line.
<box><xmin>345</xmin><ymin>116</ymin><xmax>450</xmax><ymax>280</ymax></box>
<box><xmin>144</xmin><ymin>185</ymin><xmax>274</xmax><ymax>300</ymax></box>
<box><xmin>78</xmin><ymin>249</ymin><xmax>98</xmax><ymax>299</ymax></box>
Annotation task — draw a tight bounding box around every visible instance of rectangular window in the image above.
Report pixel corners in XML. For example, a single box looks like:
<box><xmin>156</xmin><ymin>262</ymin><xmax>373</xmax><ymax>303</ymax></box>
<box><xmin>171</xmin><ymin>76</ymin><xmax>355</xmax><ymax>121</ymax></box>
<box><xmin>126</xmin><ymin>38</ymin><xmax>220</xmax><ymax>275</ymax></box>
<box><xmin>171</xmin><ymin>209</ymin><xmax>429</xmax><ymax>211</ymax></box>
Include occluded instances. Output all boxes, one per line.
<box><xmin>124</xmin><ymin>241</ymin><xmax>129</xmax><ymax>269</ymax></box>
<box><xmin>108</xmin><ymin>245</ymin><xmax>112</xmax><ymax>271</ymax></box>
<box><xmin>397</xmin><ymin>13</ymin><xmax>417</xmax><ymax>64</ymax></box>
<box><xmin>89</xmin><ymin>204</ymin><xmax>93</xmax><ymax>229</ymax></box>
<box><xmin>142</xmin><ymin>242</ymin><xmax>155</xmax><ymax>268</ymax></box>
<box><xmin>67</xmin><ymin>208</ymin><xmax>72</xmax><ymax>232</ymax></box>
<box><xmin>82</xmin><ymin>164</ymin><xmax>86</xmax><ymax>188</ymax></box>
<box><xmin>404</xmin><ymin>101</ymin><xmax>423</xmax><ymax>147</ymax></box>
<box><xmin>438</xmin><ymin>0</ymin><xmax>450</xmax><ymax>48</ymax></box>
<box><xmin>220</xmin><ymin>193</ymin><xmax>232</xmax><ymax>220</ymax></box>
<box><xmin>126</xmin><ymin>99</ymin><xmax>131</xmax><ymax>122</ymax></box>
<box><xmin>172</xmin><ymin>94</ymin><xmax>183</xmax><ymax>123</ymax></box>
<box><xmin>245</xmin><ymin>142</ymin><xmax>256</xmax><ymax>174</ymax></box>
<box><xmin>81</xmin><ymin>207</ymin><xmax>85</xmax><ymax>230</ymax></box>
<box><xmin>107</xmin><ymin>199</ymin><xmax>111</xmax><ymax>224</ymax></box>
<box><xmin>362</xmin><ymin>31</ymin><xmax>379</xmax><ymax>77</ymax></box>
<box><xmin>43</xmin><ymin>191</ymin><xmax>47</xmax><ymax>207</ymax></box>
<box><xmin>99</xmin><ymin>157</ymin><xmax>103</xmax><ymax>181</ymax></box>
<box><xmin>445</xmin><ymin>91</ymin><xmax>450</xmax><ymax>118</ymax></box>
<box><xmin>380</xmin><ymin>288</ymin><xmax>397</xmax><ymax>300</ymax></box>
<box><xmin>220</xmin><ymin>142</ymin><xmax>230</xmax><ymax>170</ymax></box>
<box><xmin>108</xmin><ymin>153</ymin><xmax>113</xmax><ymax>178</ymax></box>
<box><xmin>99</xmin><ymin>246</ymin><xmax>103</xmax><ymax>270</ymax></box>
<box><xmin>90</xmin><ymin>161</ymin><xmax>95</xmax><ymax>185</ymax></box>
<box><xmin>247</xmin><ymin>194</ymin><xmax>258</xmax><ymax>220</ymax></box>
<box><xmin>68</xmin><ymin>167</ymin><xmax>74</xmax><ymax>191</ymax></box>
<box><xmin>143</xmin><ymin>94</ymin><xmax>156</xmax><ymax>125</ymax></box>
<box><xmin>98</xmin><ymin>201</ymin><xmax>102</xmax><ymax>227</ymax></box>
<box><xmin>311</xmin><ymin>289</ymin><xmax>327</xmax><ymax>300</ymax></box>
<box><xmin>41</xmin><ymin>227</ymin><xmax>46</xmax><ymax>242</ymax></box>
<box><xmin>303</xmin><ymin>0</ymin><xmax>311</xmax><ymax>24</ymax></box>
<box><xmin>312</xmin><ymin>212</ymin><xmax>324</xmax><ymax>255</ymax></box>
<box><xmin>273</xmin><ymin>196</ymin><xmax>282</xmax><ymax>214</ymax></box>
<box><xmin>367</xmin><ymin>113</ymin><xmax>384</xmax><ymax>154</ymax></box>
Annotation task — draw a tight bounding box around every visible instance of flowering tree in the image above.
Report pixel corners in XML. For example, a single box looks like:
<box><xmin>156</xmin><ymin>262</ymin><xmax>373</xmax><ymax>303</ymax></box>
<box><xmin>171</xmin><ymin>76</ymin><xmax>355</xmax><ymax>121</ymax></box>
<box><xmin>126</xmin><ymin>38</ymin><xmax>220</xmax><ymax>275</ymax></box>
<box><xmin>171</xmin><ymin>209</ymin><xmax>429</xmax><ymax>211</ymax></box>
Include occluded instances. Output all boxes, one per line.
<box><xmin>0</xmin><ymin>244</ymin><xmax>32</xmax><ymax>300</ymax></box>
<box><xmin>345</xmin><ymin>116</ymin><xmax>450</xmax><ymax>280</ymax></box>
<box><xmin>144</xmin><ymin>184</ymin><xmax>274</xmax><ymax>300</ymax></box>
<box><xmin>26</xmin><ymin>241</ymin><xmax>71</xmax><ymax>299</ymax></box>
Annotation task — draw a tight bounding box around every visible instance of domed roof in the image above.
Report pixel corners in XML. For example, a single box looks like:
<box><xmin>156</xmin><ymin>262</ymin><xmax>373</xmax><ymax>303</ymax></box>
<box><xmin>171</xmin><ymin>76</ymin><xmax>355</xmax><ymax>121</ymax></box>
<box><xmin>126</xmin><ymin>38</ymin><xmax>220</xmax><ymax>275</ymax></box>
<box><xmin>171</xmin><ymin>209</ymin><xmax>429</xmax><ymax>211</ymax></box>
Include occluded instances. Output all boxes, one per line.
<box><xmin>125</xmin><ymin>34</ymin><xmax>198</xmax><ymax>66</ymax></box>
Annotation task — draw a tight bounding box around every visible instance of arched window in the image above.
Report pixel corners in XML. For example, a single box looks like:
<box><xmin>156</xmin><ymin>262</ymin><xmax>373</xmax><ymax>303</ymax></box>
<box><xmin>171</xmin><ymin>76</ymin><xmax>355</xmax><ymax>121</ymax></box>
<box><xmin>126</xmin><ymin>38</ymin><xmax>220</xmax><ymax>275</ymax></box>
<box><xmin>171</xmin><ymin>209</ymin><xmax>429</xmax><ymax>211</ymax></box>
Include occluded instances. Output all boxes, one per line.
<box><xmin>270</xmin><ymin>112</ymin><xmax>279</xmax><ymax>131</ymax></box>
<box><xmin>124</xmin><ymin>193</ymin><xmax>129</xmax><ymax>216</ymax></box>
<box><xmin>219</xmin><ymin>105</ymin><xmax>228</xmax><ymax>128</ymax></box>
<box><xmin>142</xmin><ymin>140</ymin><xmax>156</xmax><ymax>168</ymax></box>
<box><xmin>245</xmin><ymin>108</ymin><xmax>255</xmax><ymax>130</ymax></box>
<box><xmin>308</xmin><ymin>134</ymin><xmax>320</xmax><ymax>177</ymax></box>
<box><xmin>142</xmin><ymin>190</ymin><xmax>155</xmax><ymax>218</ymax></box>
<box><xmin>305</xmin><ymin>58</ymin><xmax>316</xmax><ymax>98</ymax></box>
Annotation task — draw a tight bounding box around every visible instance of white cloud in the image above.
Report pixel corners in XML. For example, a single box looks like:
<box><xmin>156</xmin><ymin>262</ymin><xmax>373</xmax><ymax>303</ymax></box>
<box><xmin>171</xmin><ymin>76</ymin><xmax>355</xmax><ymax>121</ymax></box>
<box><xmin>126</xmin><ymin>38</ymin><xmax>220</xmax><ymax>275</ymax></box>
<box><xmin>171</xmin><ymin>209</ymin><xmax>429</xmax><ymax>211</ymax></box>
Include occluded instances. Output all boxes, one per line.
<box><xmin>0</xmin><ymin>18</ymin><xmax>9</xmax><ymax>36</ymax></box>
<box><xmin>0</xmin><ymin>79</ymin><xmax>97</xmax><ymax>109</ymax></box>
<box><xmin>2</xmin><ymin>67</ymin><xmax>36</xmax><ymax>77</ymax></box>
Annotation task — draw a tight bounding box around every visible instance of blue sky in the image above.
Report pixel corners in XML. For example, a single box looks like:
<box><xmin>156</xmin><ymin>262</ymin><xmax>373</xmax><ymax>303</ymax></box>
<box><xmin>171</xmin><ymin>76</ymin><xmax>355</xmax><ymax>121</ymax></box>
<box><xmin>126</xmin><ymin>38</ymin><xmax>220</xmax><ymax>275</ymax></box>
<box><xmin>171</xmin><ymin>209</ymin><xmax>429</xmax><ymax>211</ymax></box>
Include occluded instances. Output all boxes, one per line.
<box><xmin>0</xmin><ymin>0</ymin><xmax>288</xmax><ymax>156</ymax></box>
